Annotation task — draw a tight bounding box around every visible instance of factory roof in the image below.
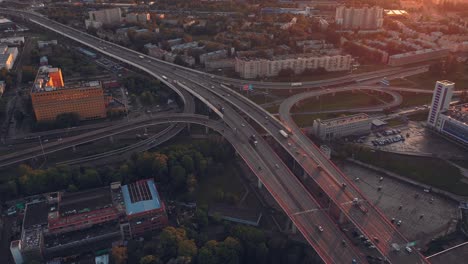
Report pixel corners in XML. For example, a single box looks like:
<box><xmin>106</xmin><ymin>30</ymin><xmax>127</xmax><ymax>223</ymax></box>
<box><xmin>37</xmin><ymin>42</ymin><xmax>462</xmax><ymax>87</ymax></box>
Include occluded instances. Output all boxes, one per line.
<box><xmin>122</xmin><ymin>179</ymin><xmax>161</xmax><ymax>216</ymax></box>
<box><xmin>59</xmin><ymin>187</ymin><xmax>113</xmax><ymax>217</ymax></box>
<box><xmin>23</xmin><ymin>201</ymin><xmax>49</xmax><ymax>229</ymax></box>
<box><xmin>317</xmin><ymin>113</ymin><xmax>370</xmax><ymax>127</ymax></box>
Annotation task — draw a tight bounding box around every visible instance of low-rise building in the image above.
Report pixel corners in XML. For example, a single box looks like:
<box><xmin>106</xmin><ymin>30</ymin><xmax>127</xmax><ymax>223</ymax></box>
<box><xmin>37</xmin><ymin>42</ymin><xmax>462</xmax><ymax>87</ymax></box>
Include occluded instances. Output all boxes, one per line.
<box><xmin>37</xmin><ymin>40</ymin><xmax>57</xmax><ymax>49</ymax></box>
<box><xmin>200</xmin><ymin>50</ymin><xmax>227</xmax><ymax>64</ymax></box>
<box><xmin>0</xmin><ymin>80</ymin><xmax>5</xmax><ymax>97</ymax></box>
<box><xmin>312</xmin><ymin>113</ymin><xmax>372</xmax><ymax>140</ymax></box>
<box><xmin>205</xmin><ymin>58</ymin><xmax>235</xmax><ymax>70</ymax></box>
<box><xmin>0</xmin><ymin>36</ymin><xmax>25</xmax><ymax>46</ymax></box>
<box><xmin>145</xmin><ymin>44</ymin><xmax>167</xmax><ymax>59</ymax></box>
<box><xmin>10</xmin><ymin>179</ymin><xmax>168</xmax><ymax>263</ymax></box>
<box><xmin>235</xmin><ymin>52</ymin><xmax>351</xmax><ymax>79</ymax></box>
<box><xmin>387</xmin><ymin>48</ymin><xmax>450</xmax><ymax>66</ymax></box>
<box><xmin>125</xmin><ymin>12</ymin><xmax>150</xmax><ymax>24</ymax></box>
<box><xmin>85</xmin><ymin>8</ymin><xmax>122</xmax><ymax>29</ymax></box>
<box><xmin>170</xmin><ymin>41</ymin><xmax>199</xmax><ymax>52</ymax></box>
<box><xmin>0</xmin><ymin>44</ymin><xmax>18</xmax><ymax>70</ymax></box>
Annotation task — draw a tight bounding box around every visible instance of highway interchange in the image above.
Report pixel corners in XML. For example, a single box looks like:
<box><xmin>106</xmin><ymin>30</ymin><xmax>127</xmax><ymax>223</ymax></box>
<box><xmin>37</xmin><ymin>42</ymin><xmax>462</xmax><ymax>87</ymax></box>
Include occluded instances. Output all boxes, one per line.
<box><xmin>0</xmin><ymin>8</ymin><xmax>433</xmax><ymax>264</ymax></box>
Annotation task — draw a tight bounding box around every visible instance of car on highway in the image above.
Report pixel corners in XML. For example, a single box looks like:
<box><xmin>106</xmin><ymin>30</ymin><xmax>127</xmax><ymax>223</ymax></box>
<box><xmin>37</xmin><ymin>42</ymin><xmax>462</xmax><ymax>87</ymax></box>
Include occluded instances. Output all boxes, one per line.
<box><xmin>317</xmin><ymin>225</ymin><xmax>324</xmax><ymax>232</ymax></box>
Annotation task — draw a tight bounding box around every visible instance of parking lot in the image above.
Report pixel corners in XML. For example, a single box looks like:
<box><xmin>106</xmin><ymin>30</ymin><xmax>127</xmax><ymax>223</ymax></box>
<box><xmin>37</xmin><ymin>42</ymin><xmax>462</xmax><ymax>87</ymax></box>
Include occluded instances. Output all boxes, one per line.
<box><xmin>339</xmin><ymin>161</ymin><xmax>460</xmax><ymax>246</ymax></box>
<box><xmin>360</xmin><ymin>121</ymin><xmax>467</xmax><ymax>157</ymax></box>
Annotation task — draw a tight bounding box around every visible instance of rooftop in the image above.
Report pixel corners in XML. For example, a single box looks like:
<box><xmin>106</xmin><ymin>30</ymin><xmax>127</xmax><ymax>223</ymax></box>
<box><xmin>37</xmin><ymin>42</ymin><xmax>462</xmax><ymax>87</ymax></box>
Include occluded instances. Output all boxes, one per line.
<box><xmin>443</xmin><ymin>103</ymin><xmax>468</xmax><ymax>124</ymax></box>
<box><xmin>122</xmin><ymin>179</ymin><xmax>161</xmax><ymax>216</ymax></box>
<box><xmin>23</xmin><ymin>201</ymin><xmax>49</xmax><ymax>230</ymax></box>
<box><xmin>59</xmin><ymin>187</ymin><xmax>113</xmax><ymax>217</ymax></box>
<box><xmin>317</xmin><ymin>113</ymin><xmax>370</xmax><ymax>127</ymax></box>
<box><xmin>0</xmin><ymin>18</ymin><xmax>13</xmax><ymax>24</ymax></box>
<box><xmin>208</xmin><ymin>205</ymin><xmax>263</xmax><ymax>226</ymax></box>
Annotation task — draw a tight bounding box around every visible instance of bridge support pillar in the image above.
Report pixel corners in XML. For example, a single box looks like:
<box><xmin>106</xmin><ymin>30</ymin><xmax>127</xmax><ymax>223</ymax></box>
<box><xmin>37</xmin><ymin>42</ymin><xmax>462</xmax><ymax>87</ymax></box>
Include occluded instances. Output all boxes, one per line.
<box><xmin>316</xmin><ymin>95</ymin><xmax>319</xmax><ymax>100</ymax></box>
<box><xmin>285</xmin><ymin>219</ymin><xmax>297</xmax><ymax>234</ymax></box>
<box><xmin>144</xmin><ymin>127</ymin><xmax>148</xmax><ymax>134</ymax></box>
<box><xmin>187</xmin><ymin>123</ymin><xmax>191</xmax><ymax>134</ymax></box>
<box><xmin>338</xmin><ymin>210</ymin><xmax>346</xmax><ymax>224</ymax></box>
<box><xmin>109</xmin><ymin>135</ymin><xmax>114</xmax><ymax>143</ymax></box>
<box><xmin>257</xmin><ymin>179</ymin><xmax>263</xmax><ymax>189</ymax></box>
<box><xmin>72</xmin><ymin>145</ymin><xmax>76</xmax><ymax>152</ymax></box>
<box><xmin>205</xmin><ymin>126</ymin><xmax>209</xmax><ymax>135</ymax></box>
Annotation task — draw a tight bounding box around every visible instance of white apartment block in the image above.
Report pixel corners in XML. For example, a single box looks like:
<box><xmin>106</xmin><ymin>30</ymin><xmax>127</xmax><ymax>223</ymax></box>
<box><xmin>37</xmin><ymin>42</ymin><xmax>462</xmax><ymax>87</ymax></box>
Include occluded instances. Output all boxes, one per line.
<box><xmin>335</xmin><ymin>6</ymin><xmax>383</xmax><ymax>30</ymax></box>
<box><xmin>387</xmin><ymin>48</ymin><xmax>449</xmax><ymax>66</ymax></box>
<box><xmin>427</xmin><ymin>80</ymin><xmax>455</xmax><ymax>128</ymax></box>
<box><xmin>85</xmin><ymin>8</ymin><xmax>122</xmax><ymax>29</ymax></box>
<box><xmin>200</xmin><ymin>50</ymin><xmax>227</xmax><ymax>64</ymax></box>
<box><xmin>312</xmin><ymin>114</ymin><xmax>372</xmax><ymax>140</ymax></box>
<box><xmin>235</xmin><ymin>53</ymin><xmax>351</xmax><ymax>79</ymax></box>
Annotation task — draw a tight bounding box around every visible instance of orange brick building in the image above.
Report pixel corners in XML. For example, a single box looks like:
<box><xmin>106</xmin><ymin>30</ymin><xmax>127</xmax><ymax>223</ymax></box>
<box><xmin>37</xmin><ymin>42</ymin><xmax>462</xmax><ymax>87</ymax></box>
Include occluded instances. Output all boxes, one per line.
<box><xmin>31</xmin><ymin>66</ymin><xmax>106</xmax><ymax>122</ymax></box>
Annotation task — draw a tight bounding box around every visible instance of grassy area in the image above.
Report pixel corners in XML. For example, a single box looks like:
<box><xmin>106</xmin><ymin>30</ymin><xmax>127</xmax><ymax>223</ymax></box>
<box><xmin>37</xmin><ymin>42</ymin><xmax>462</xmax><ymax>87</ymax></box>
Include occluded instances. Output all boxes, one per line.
<box><xmin>196</xmin><ymin>161</ymin><xmax>245</xmax><ymax>205</ymax></box>
<box><xmin>291</xmin><ymin>91</ymin><xmax>393</xmax><ymax>113</ymax></box>
<box><xmin>399</xmin><ymin>92</ymin><xmax>433</xmax><ymax>108</ymax></box>
<box><xmin>352</xmin><ymin>148</ymin><xmax>468</xmax><ymax>196</ymax></box>
<box><xmin>268</xmin><ymin>70</ymin><xmax>348</xmax><ymax>82</ymax></box>
<box><xmin>406</xmin><ymin>111</ymin><xmax>429</xmax><ymax>121</ymax></box>
<box><xmin>264</xmin><ymin>104</ymin><xmax>280</xmax><ymax>113</ymax></box>
<box><xmin>391</xmin><ymin>64</ymin><xmax>468</xmax><ymax>90</ymax></box>
<box><xmin>386</xmin><ymin>118</ymin><xmax>406</xmax><ymax>127</ymax></box>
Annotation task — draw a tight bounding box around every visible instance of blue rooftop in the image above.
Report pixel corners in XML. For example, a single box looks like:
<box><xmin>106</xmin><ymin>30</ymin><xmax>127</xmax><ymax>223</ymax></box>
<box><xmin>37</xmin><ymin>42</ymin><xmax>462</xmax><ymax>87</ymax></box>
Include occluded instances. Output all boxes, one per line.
<box><xmin>122</xmin><ymin>179</ymin><xmax>161</xmax><ymax>215</ymax></box>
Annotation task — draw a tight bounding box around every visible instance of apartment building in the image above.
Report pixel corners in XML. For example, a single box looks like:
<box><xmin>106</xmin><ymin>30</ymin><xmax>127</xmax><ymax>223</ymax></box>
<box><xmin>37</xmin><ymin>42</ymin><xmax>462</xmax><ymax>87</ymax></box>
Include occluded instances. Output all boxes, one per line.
<box><xmin>30</xmin><ymin>66</ymin><xmax>106</xmax><ymax>122</ymax></box>
<box><xmin>335</xmin><ymin>6</ymin><xmax>384</xmax><ymax>30</ymax></box>
<box><xmin>85</xmin><ymin>8</ymin><xmax>122</xmax><ymax>29</ymax></box>
<box><xmin>387</xmin><ymin>48</ymin><xmax>449</xmax><ymax>66</ymax></box>
<box><xmin>235</xmin><ymin>53</ymin><xmax>351</xmax><ymax>79</ymax></box>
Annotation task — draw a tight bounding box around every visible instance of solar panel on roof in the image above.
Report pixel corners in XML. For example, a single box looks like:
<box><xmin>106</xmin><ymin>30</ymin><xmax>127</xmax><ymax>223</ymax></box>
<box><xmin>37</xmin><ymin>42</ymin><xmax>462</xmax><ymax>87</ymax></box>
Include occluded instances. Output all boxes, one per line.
<box><xmin>128</xmin><ymin>181</ymin><xmax>153</xmax><ymax>203</ymax></box>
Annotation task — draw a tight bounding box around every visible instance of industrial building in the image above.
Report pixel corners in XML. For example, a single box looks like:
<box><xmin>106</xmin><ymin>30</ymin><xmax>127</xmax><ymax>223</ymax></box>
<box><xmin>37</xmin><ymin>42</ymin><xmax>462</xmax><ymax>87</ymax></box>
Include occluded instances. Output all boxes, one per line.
<box><xmin>235</xmin><ymin>53</ymin><xmax>351</xmax><ymax>79</ymax></box>
<box><xmin>312</xmin><ymin>113</ymin><xmax>372</xmax><ymax>140</ymax></box>
<box><xmin>10</xmin><ymin>179</ymin><xmax>168</xmax><ymax>264</ymax></box>
<box><xmin>335</xmin><ymin>6</ymin><xmax>384</xmax><ymax>30</ymax></box>
<box><xmin>427</xmin><ymin>80</ymin><xmax>468</xmax><ymax>146</ymax></box>
<box><xmin>0</xmin><ymin>44</ymin><xmax>18</xmax><ymax>70</ymax></box>
<box><xmin>30</xmin><ymin>66</ymin><xmax>106</xmax><ymax>122</ymax></box>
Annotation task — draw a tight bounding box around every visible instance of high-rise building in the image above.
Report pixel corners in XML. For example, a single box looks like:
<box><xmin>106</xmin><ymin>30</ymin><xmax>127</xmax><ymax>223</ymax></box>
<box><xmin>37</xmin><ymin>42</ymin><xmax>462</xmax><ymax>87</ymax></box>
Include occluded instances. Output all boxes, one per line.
<box><xmin>30</xmin><ymin>66</ymin><xmax>106</xmax><ymax>122</ymax></box>
<box><xmin>85</xmin><ymin>8</ymin><xmax>122</xmax><ymax>29</ymax></box>
<box><xmin>426</xmin><ymin>80</ymin><xmax>467</xmax><ymax>146</ymax></box>
<box><xmin>335</xmin><ymin>6</ymin><xmax>383</xmax><ymax>30</ymax></box>
<box><xmin>427</xmin><ymin>80</ymin><xmax>454</xmax><ymax>127</ymax></box>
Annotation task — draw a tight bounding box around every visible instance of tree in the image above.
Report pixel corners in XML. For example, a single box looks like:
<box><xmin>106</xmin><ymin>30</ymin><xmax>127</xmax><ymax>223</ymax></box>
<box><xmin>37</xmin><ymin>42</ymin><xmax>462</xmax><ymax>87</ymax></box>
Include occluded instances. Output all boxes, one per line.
<box><xmin>170</xmin><ymin>165</ymin><xmax>187</xmax><ymax>191</ymax></box>
<box><xmin>140</xmin><ymin>255</ymin><xmax>159</xmax><ymax>264</ymax></box>
<box><xmin>177</xmin><ymin>239</ymin><xmax>197</xmax><ymax>258</ymax></box>
<box><xmin>181</xmin><ymin>155</ymin><xmax>194</xmax><ymax>173</ymax></box>
<box><xmin>55</xmin><ymin>112</ymin><xmax>80</xmax><ymax>128</ymax></box>
<box><xmin>112</xmin><ymin>246</ymin><xmax>128</xmax><ymax>264</ymax></box>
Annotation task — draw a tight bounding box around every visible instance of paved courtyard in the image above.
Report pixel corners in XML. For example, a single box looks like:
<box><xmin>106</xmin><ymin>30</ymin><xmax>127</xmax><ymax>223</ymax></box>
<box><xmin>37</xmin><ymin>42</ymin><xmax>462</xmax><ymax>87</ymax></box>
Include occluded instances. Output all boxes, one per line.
<box><xmin>338</xmin><ymin>161</ymin><xmax>460</xmax><ymax>247</ymax></box>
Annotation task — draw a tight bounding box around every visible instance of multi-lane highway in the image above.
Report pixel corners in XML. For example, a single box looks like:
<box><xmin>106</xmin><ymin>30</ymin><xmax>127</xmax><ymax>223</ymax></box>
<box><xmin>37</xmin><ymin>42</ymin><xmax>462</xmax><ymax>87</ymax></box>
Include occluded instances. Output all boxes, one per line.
<box><xmin>0</xmin><ymin>8</ymin><xmax>432</xmax><ymax>263</ymax></box>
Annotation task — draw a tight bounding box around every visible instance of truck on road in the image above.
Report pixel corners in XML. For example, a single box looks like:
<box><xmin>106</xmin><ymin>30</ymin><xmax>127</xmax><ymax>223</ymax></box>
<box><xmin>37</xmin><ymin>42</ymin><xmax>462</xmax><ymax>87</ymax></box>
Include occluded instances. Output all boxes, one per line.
<box><xmin>279</xmin><ymin>130</ymin><xmax>288</xmax><ymax>138</ymax></box>
<box><xmin>291</xmin><ymin>82</ymin><xmax>303</xmax><ymax>87</ymax></box>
